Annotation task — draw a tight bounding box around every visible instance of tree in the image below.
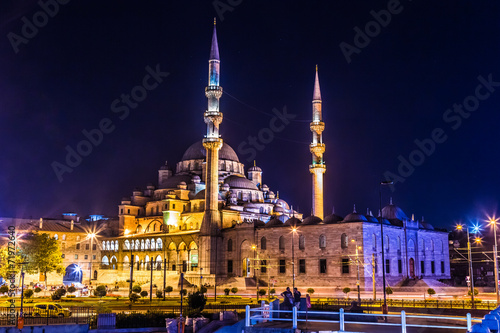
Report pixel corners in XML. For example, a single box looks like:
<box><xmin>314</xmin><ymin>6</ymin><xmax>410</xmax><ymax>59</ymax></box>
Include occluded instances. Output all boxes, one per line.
<box><xmin>188</xmin><ymin>291</ymin><xmax>207</xmax><ymax>311</ymax></box>
<box><xmin>200</xmin><ymin>286</ymin><xmax>207</xmax><ymax>294</ymax></box>
<box><xmin>156</xmin><ymin>290</ymin><xmax>163</xmax><ymax>298</ymax></box>
<box><xmin>0</xmin><ymin>285</ymin><xmax>8</xmax><ymax>294</ymax></box>
<box><xmin>132</xmin><ymin>285</ymin><xmax>142</xmax><ymax>293</ymax></box>
<box><xmin>94</xmin><ymin>285</ymin><xmax>107</xmax><ymax>297</ymax></box>
<box><xmin>306</xmin><ymin>288</ymin><xmax>314</xmax><ymax>295</ymax></box>
<box><xmin>258</xmin><ymin>289</ymin><xmax>266</xmax><ymax>296</ymax></box>
<box><xmin>67</xmin><ymin>286</ymin><xmax>77</xmax><ymax>294</ymax></box>
<box><xmin>342</xmin><ymin>287</ymin><xmax>351</xmax><ymax>298</ymax></box>
<box><xmin>165</xmin><ymin>286</ymin><xmax>173</xmax><ymax>296</ymax></box>
<box><xmin>22</xmin><ymin>233</ymin><xmax>64</xmax><ymax>288</ymax></box>
<box><xmin>427</xmin><ymin>288</ymin><xmax>436</xmax><ymax>297</ymax></box>
<box><xmin>51</xmin><ymin>288</ymin><xmax>66</xmax><ymax>300</ymax></box>
<box><xmin>270</xmin><ymin>288</ymin><xmax>276</xmax><ymax>295</ymax></box>
<box><xmin>24</xmin><ymin>289</ymin><xmax>34</xmax><ymax>298</ymax></box>
<box><xmin>468</xmin><ymin>288</ymin><xmax>479</xmax><ymax>296</ymax></box>
<box><xmin>230</xmin><ymin>287</ymin><xmax>238</xmax><ymax>294</ymax></box>
<box><xmin>224</xmin><ymin>288</ymin><xmax>230</xmax><ymax>295</ymax></box>
<box><xmin>34</xmin><ymin>287</ymin><xmax>41</xmax><ymax>294</ymax></box>
<box><xmin>386</xmin><ymin>287</ymin><xmax>393</xmax><ymax>298</ymax></box>
<box><xmin>0</xmin><ymin>248</ymin><xmax>23</xmax><ymax>280</ymax></box>
<box><xmin>129</xmin><ymin>293</ymin><xmax>140</xmax><ymax>303</ymax></box>
<box><xmin>140</xmin><ymin>290</ymin><xmax>148</xmax><ymax>298</ymax></box>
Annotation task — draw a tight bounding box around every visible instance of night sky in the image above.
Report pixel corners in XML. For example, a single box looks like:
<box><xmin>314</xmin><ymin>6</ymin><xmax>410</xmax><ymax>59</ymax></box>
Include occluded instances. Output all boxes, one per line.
<box><xmin>1</xmin><ymin>1</ymin><xmax>499</xmax><ymax>230</ymax></box>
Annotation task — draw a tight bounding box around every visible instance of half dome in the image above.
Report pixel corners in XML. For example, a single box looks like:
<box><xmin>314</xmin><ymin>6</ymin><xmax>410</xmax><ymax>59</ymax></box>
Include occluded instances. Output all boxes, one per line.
<box><xmin>224</xmin><ymin>175</ymin><xmax>258</xmax><ymax>190</ymax></box>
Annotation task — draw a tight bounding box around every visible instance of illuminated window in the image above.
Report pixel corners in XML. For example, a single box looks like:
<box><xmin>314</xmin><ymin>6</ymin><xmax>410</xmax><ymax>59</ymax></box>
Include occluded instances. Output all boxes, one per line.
<box><xmin>54</xmin><ymin>234</ymin><xmax>58</xmax><ymax>240</ymax></box>
<box><xmin>74</xmin><ymin>254</ymin><xmax>78</xmax><ymax>259</ymax></box>
<box><xmin>62</xmin><ymin>234</ymin><xmax>66</xmax><ymax>241</ymax></box>
<box><xmin>62</xmin><ymin>254</ymin><xmax>65</xmax><ymax>258</ymax></box>
<box><xmin>85</xmin><ymin>244</ymin><xmax>89</xmax><ymax>250</ymax></box>
<box><xmin>319</xmin><ymin>234</ymin><xmax>326</xmax><ymax>249</ymax></box>
<box><xmin>76</xmin><ymin>236</ymin><xmax>81</xmax><ymax>242</ymax></box>
<box><xmin>340</xmin><ymin>234</ymin><xmax>348</xmax><ymax>249</ymax></box>
<box><xmin>84</xmin><ymin>255</ymin><xmax>88</xmax><ymax>260</ymax></box>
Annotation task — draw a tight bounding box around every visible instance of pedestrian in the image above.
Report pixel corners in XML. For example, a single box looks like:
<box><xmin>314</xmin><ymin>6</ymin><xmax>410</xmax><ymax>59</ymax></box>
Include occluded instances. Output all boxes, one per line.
<box><xmin>293</xmin><ymin>287</ymin><xmax>301</xmax><ymax>309</ymax></box>
<box><xmin>280</xmin><ymin>287</ymin><xmax>293</xmax><ymax>311</ymax></box>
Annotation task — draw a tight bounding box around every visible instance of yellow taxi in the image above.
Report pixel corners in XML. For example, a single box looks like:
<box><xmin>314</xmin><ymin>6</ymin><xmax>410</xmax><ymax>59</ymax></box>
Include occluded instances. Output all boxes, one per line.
<box><xmin>32</xmin><ymin>303</ymin><xmax>71</xmax><ymax>317</ymax></box>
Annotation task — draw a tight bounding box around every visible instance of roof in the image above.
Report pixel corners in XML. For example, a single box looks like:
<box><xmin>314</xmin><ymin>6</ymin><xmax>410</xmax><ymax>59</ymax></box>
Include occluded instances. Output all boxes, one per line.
<box><xmin>382</xmin><ymin>203</ymin><xmax>408</xmax><ymax>220</ymax></box>
<box><xmin>265</xmin><ymin>217</ymin><xmax>283</xmax><ymax>228</ymax></box>
<box><xmin>323</xmin><ymin>214</ymin><xmax>343</xmax><ymax>224</ymax></box>
<box><xmin>182</xmin><ymin>141</ymin><xmax>239</xmax><ymax>162</ymax></box>
<box><xmin>284</xmin><ymin>217</ymin><xmax>301</xmax><ymax>227</ymax></box>
<box><xmin>343</xmin><ymin>213</ymin><xmax>368</xmax><ymax>223</ymax></box>
<box><xmin>224</xmin><ymin>175</ymin><xmax>258</xmax><ymax>190</ymax></box>
<box><xmin>17</xmin><ymin>220</ymin><xmax>90</xmax><ymax>233</ymax></box>
<box><xmin>302</xmin><ymin>215</ymin><xmax>322</xmax><ymax>225</ymax></box>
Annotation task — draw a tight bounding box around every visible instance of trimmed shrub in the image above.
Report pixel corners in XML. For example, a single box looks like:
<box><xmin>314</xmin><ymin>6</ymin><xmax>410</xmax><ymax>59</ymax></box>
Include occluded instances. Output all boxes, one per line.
<box><xmin>129</xmin><ymin>293</ymin><xmax>140</xmax><ymax>303</ymax></box>
<box><xmin>165</xmin><ymin>286</ymin><xmax>173</xmax><ymax>296</ymax></box>
<box><xmin>342</xmin><ymin>287</ymin><xmax>351</xmax><ymax>298</ymax></box>
<box><xmin>94</xmin><ymin>285</ymin><xmax>107</xmax><ymax>297</ymax></box>
<box><xmin>224</xmin><ymin>288</ymin><xmax>230</xmax><ymax>295</ymax></box>
<box><xmin>306</xmin><ymin>288</ymin><xmax>315</xmax><ymax>295</ymax></box>
<box><xmin>24</xmin><ymin>289</ymin><xmax>34</xmax><ymax>298</ymax></box>
<box><xmin>258</xmin><ymin>289</ymin><xmax>266</xmax><ymax>296</ymax></box>
<box><xmin>132</xmin><ymin>285</ymin><xmax>142</xmax><ymax>293</ymax></box>
<box><xmin>0</xmin><ymin>285</ymin><xmax>8</xmax><ymax>294</ymax></box>
<box><xmin>200</xmin><ymin>286</ymin><xmax>207</xmax><ymax>294</ymax></box>
<box><xmin>467</xmin><ymin>288</ymin><xmax>479</xmax><ymax>296</ymax></box>
<box><xmin>230</xmin><ymin>287</ymin><xmax>238</xmax><ymax>294</ymax></box>
<box><xmin>180</xmin><ymin>289</ymin><xmax>187</xmax><ymax>296</ymax></box>
<box><xmin>140</xmin><ymin>290</ymin><xmax>148</xmax><ymax>298</ymax></box>
<box><xmin>34</xmin><ymin>287</ymin><xmax>42</xmax><ymax>294</ymax></box>
<box><xmin>270</xmin><ymin>288</ymin><xmax>276</xmax><ymax>295</ymax></box>
<box><xmin>67</xmin><ymin>286</ymin><xmax>77</xmax><ymax>293</ymax></box>
<box><xmin>188</xmin><ymin>291</ymin><xmax>207</xmax><ymax>311</ymax></box>
<box><xmin>386</xmin><ymin>287</ymin><xmax>393</xmax><ymax>296</ymax></box>
<box><xmin>427</xmin><ymin>288</ymin><xmax>436</xmax><ymax>297</ymax></box>
<box><xmin>156</xmin><ymin>290</ymin><xmax>163</xmax><ymax>299</ymax></box>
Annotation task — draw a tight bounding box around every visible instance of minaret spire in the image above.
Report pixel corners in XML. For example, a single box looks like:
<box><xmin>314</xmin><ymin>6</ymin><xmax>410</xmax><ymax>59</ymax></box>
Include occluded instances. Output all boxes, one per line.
<box><xmin>309</xmin><ymin>66</ymin><xmax>326</xmax><ymax>219</ymax></box>
<box><xmin>200</xmin><ymin>20</ymin><xmax>224</xmax><ymax>275</ymax></box>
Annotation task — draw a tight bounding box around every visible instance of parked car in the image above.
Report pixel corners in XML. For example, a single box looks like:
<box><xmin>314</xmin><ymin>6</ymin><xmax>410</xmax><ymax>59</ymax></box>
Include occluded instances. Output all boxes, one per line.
<box><xmin>32</xmin><ymin>303</ymin><xmax>71</xmax><ymax>317</ymax></box>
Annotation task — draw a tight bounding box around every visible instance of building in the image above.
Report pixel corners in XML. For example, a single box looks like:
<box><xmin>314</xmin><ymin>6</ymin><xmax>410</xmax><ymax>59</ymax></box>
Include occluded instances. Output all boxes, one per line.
<box><xmin>0</xmin><ymin>22</ymin><xmax>450</xmax><ymax>291</ymax></box>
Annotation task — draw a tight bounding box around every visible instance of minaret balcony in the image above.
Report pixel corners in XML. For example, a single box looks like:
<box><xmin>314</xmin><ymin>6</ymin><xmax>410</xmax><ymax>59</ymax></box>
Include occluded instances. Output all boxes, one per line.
<box><xmin>205</xmin><ymin>86</ymin><xmax>223</xmax><ymax>99</ymax></box>
<box><xmin>204</xmin><ymin>112</ymin><xmax>223</xmax><ymax>126</ymax></box>
<box><xmin>310</xmin><ymin>121</ymin><xmax>325</xmax><ymax>134</ymax></box>
<box><xmin>203</xmin><ymin>138</ymin><xmax>223</xmax><ymax>150</ymax></box>
<box><xmin>309</xmin><ymin>164</ymin><xmax>326</xmax><ymax>173</ymax></box>
<box><xmin>309</xmin><ymin>143</ymin><xmax>325</xmax><ymax>157</ymax></box>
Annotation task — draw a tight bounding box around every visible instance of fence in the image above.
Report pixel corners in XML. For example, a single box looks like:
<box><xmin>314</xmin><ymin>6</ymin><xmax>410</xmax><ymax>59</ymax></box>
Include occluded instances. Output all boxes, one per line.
<box><xmin>0</xmin><ymin>307</ymin><xmax>93</xmax><ymax>327</ymax></box>
<box><xmin>313</xmin><ymin>298</ymin><xmax>499</xmax><ymax>310</ymax></box>
<box><xmin>245</xmin><ymin>303</ymin><xmax>481</xmax><ymax>332</ymax></box>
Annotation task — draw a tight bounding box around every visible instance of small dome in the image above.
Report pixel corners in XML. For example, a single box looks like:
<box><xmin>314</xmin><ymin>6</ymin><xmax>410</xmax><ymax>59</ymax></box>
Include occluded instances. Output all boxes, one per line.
<box><xmin>275</xmin><ymin>199</ymin><xmax>290</xmax><ymax>210</ymax></box>
<box><xmin>382</xmin><ymin>199</ymin><xmax>408</xmax><ymax>220</ymax></box>
<box><xmin>266</xmin><ymin>217</ymin><xmax>284</xmax><ymax>227</ymax></box>
<box><xmin>221</xmin><ymin>183</ymin><xmax>230</xmax><ymax>190</ymax></box>
<box><xmin>254</xmin><ymin>220</ymin><xmax>266</xmax><ymax>227</ymax></box>
<box><xmin>182</xmin><ymin>141</ymin><xmax>240</xmax><ymax>162</ymax></box>
<box><xmin>365</xmin><ymin>214</ymin><xmax>379</xmax><ymax>223</ymax></box>
<box><xmin>262</xmin><ymin>184</ymin><xmax>269</xmax><ymax>191</ymax></box>
<box><xmin>224</xmin><ymin>175</ymin><xmax>258</xmax><ymax>190</ymax></box>
<box><xmin>323</xmin><ymin>214</ymin><xmax>343</xmax><ymax>224</ymax></box>
<box><xmin>249</xmin><ymin>165</ymin><xmax>262</xmax><ymax>172</ymax></box>
<box><xmin>284</xmin><ymin>217</ymin><xmax>301</xmax><ymax>227</ymax></box>
<box><xmin>192</xmin><ymin>175</ymin><xmax>201</xmax><ymax>184</ymax></box>
<box><xmin>194</xmin><ymin>189</ymin><xmax>223</xmax><ymax>200</ymax></box>
<box><xmin>302</xmin><ymin>215</ymin><xmax>322</xmax><ymax>225</ymax></box>
<box><xmin>419</xmin><ymin>220</ymin><xmax>434</xmax><ymax>230</ymax></box>
<box><xmin>343</xmin><ymin>213</ymin><xmax>368</xmax><ymax>222</ymax></box>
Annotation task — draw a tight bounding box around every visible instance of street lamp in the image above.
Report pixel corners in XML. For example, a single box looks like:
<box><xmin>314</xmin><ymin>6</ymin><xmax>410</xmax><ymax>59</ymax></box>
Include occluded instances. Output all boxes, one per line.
<box><xmin>488</xmin><ymin>216</ymin><xmax>500</xmax><ymax>305</ymax></box>
<box><xmin>351</xmin><ymin>239</ymin><xmax>361</xmax><ymax>303</ymax></box>
<box><xmin>379</xmin><ymin>180</ymin><xmax>393</xmax><ymax>315</ymax></box>
<box><xmin>291</xmin><ymin>227</ymin><xmax>297</xmax><ymax>290</ymax></box>
<box><xmin>86</xmin><ymin>232</ymin><xmax>96</xmax><ymax>285</ymax></box>
<box><xmin>125</xmin><ymin>229</ymin><xmax>135</xmax><ymax>295</ymax></box>
<box><xmin>456</xmin><ymin>223</ymin><xmax>479</xmax><ymax>309</ymax></box>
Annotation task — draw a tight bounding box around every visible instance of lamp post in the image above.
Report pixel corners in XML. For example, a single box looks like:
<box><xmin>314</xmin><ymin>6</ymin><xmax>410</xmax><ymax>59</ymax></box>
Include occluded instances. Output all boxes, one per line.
<box><xmin>251</xmin><ymin>244</ymin><xmax>259</xmax><ymax>301</ymax></box>
<box><xmin>351</xmin><ymin>239</ymin><xmax>361</xmax><ymax>303</ymax></box>
<box><xmin>488</xmin><ymin>217</ymin><xmax>500</xmax><ymax>305</ymax></box>
<box><xmin>379</xmin><ymin>180</ymin><xmax>393</xmax><ymax>315</ymax></box>
<box><xmin>291</xmin><ymin>227</ymin><xmax>297</xmax><ymax>290</ymax></box>
<box><xmin>125</xmin><ymin>230</ymin><xmax>134</xmax><ymax>295</ymax></box>
<box><xmin>86</xmin><ymin>232</ymin><xmax>96</xmax><ymax>285</ymax></box>
<box><xmin>456</xmin><ymin>224</ymin><xmax>479</xmax><ymax>309</ymax></box>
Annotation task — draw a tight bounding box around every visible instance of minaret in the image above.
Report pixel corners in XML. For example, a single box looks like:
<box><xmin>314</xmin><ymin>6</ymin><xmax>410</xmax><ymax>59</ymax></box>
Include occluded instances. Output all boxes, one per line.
<box><xmin>309</xmin><ymin>65</ymin><xmax>326</xmax><ymax>219</ymax></box>
<box><xmin>200</xmin><ymin>19</ymin><xmax>223</xmax><ymax>275</ymax></box>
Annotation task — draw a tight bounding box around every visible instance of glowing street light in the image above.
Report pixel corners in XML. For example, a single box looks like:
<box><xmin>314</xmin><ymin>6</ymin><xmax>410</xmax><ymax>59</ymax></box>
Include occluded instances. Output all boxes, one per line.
<box><xmin>456</xmin><ymin>223</ymin><xmax>477</xmax><ymax>308</ymax></box>
<box><xmin>487</xmin><ymin>216</ymin><xmax>499</xmax><ymax>304</ymax></box>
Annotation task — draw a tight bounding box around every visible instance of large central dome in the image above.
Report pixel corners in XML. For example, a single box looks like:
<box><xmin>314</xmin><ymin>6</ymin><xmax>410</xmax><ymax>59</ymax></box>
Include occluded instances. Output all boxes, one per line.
<box><xmin>181</xmin><ymin>141</ymin><xmax>240</xmax><ymax>162</ymax></box>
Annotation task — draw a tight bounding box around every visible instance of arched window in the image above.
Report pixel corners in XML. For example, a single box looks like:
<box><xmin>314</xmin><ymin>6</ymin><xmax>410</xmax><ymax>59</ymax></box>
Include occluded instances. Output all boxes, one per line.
<box><xmin>123</xmin><ymin>255</ymin><xmax>129</xmax><ymax>264</ymax></box>
<box><xmin>372</xmin><ymin>234</ymin><xmax>377</xmax><ymax>250</ymax></box>
<box><xmin>157</xmin><ymin>238</ymin><xmax>163</xmax><ymax>250</ymax></box>
<box><xmin>110</xmin><ymin>241</ymin><xmax>114</xmax><ymax>251</ymax></box>
<box><xmin>135</xmin><ymin>240</ymin><xmax>140</xmax><ymax>250</ymax></box>
<box><xmin>261</xmin><ymin>237</ymin><xmax>267</xmax><ymax>250</ymax></box>
<box><xmin>141</xmin><ymin>240</ymin><xmax>145</xmax><ymax>250</ymax></box>
<box><xmin>93</xmin><ymin>270</ymin><xmax>98</xmax><ymax>279</ymax></box>
<box><xmin>397</xmin><ymin>236</ymin><xmax>401</xmax><ymax>252</ymax></box>
<box><xmin>227</xmin><ymin>239</ymin><xmax>233</xmax><ymax>252</ymax></box>
<box><xmin>54</xmin><ymin>234</ymin><xmax>58</xmax><ymax>240</ymax></box>
<box><xmin>440</xmin><ymin>240</ymin><xmax>444</xmax><ymax>253</ymax></box>
<box><xmin>62</xmin><ymin>234</ymin><xmax>66</xmax><ymax>241</ymax></box>
<box><xmin>408</xmin><ymin>239</ymin><xmax>415</xmax><ymax>251</ymax></box>
<box><xmin>102</xmin><ymin>256</ymin><xmax>109</xmax><ymax>266</ymax></box>
<box><xmin>115</xmin><ymin>240</ymin><xmax>119</xmax><ymax>251</ymax></box>
<box><xmin>299</xmin><ymin>235</ymin><xmax>305</xmax><ymax>250</ymax></box>
<box><xmin>340</xmin><ymin>234</ymin><xmax>348</xmax><ymax>249</ymax></box>
<box><xmin>76</xmin><ymin>236</ymin><xmax>81</xmax><ymax>242</ymax></box>
<box><xmin>125</xmin><ymin>240</ymin><xmax>130</xmax><ymax>250</ymax></box>
<box><xmin>102</xmin><ymin>241</ymin><xmax>106</xmax><ymax>250</ymax></box>
<box><xmin>319</xmin><ymin>234</ymin><xmax>326</xmax><ymax>249</ymax></box>
<box><xmin>151</xmin><ymin>239</ymin><xmax>156</xmax><ymax>250</ymax></box>
<box><xmin>431</xmin><ymin>239</ymin><xmax>435</xmax><ymax>253</ymax></box>
<box><xmin>145</xmin><ymin>239</ymin><xmax>150</xmax><ymax>250</ymax></box>
<box><xmin>279</xmin><ymin>236</ymin><xmax>285</xmax><ymax>250</ymax></box>
<box><xmin>385</xmin><ymin>235</ymin><xmax>390</xmax><ymax>253</ymax></box>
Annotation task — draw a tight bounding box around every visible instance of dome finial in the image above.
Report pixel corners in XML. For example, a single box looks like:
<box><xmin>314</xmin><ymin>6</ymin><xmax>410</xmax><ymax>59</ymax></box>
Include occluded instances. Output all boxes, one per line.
<box><xmin>214</xmin><ymin>17</ymin><xmax>216</xmax><ymax>26</ymax></box>
<box><xmin>253</xmin><ymin>160</ymin><xmax>256</xmax><ymax>167</ymax></box>
<box><xmin>412</xmin><ymin>213</ymin><xmax>415</xmax><ymax>221</ymax></box>
<box><xmin>353</xmin><ymin>204</ymin><xmax>356</xmax><ymax>213</ymax></box>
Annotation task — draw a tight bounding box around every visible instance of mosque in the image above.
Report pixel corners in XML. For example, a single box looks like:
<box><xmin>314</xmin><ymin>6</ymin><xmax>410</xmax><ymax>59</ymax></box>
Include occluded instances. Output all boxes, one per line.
<box><xmin>4</xmin><ymin>22</ymin><xmax>450</xmax><ymax>292</ymax></box>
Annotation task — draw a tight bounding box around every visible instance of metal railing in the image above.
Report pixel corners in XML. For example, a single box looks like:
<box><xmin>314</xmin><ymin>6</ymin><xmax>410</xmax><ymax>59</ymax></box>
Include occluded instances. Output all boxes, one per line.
<box><xmin>0</xmin><ymin>306</ymin><xmax>94</xmax><ymax>327</ymax></box>
<box><xmin>313</xmin><ymin>297</ymin><xmax>498</xmax><ymax>310</ymax></box>
<box><xmin>245</xmin><ymin>303</ymin><xmax>481</xmax><ymax>332</ymax></box>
